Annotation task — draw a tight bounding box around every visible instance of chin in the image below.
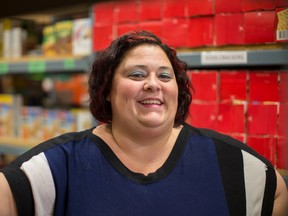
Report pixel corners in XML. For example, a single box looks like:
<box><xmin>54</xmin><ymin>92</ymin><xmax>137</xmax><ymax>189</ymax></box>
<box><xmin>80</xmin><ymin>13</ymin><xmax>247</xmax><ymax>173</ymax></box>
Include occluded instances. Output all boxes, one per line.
<box><xmin>140</xmin><ymin>119</ymin><xmax>172</xmax><ymax>128</ymax></box>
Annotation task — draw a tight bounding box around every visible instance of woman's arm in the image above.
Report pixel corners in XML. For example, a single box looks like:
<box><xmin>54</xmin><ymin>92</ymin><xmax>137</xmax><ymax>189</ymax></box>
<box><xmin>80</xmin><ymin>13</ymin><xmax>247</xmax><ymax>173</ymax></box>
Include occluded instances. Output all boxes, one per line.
<box><xmin>273</xmin><ymin>170</ymin><xmax>288</xmax><ymax>216</ymax></box>
<box><xmin>0</xmin><ymin>172</ymin><xmax>17</xmax><ymax>216</ymax></box>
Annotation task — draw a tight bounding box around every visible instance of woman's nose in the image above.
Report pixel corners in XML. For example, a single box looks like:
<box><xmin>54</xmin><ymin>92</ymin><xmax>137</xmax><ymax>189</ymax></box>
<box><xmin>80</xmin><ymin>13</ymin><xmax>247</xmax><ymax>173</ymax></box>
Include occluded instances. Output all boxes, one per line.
<box><xmin>143</xmin><ymin>75</ymin><xmax>161</xmax><ymax>91</ymax></box>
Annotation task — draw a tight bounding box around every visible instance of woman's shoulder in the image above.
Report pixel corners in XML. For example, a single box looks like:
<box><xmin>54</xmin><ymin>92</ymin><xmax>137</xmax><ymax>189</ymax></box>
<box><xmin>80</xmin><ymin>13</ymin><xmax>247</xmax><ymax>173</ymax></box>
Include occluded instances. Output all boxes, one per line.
<box><xmin>184</xmin><ymin>123</ymin><xmax>273</xmax><ymax>167</ymax></box>
<box><xmin>183</xmin><ymin>123</ymin><xmax>277</xmax><ymax>215</ymax></box>
<box><xmin>2</xmin><ymin>128</ymin><xmax>95</xmax><ymax>170</ymax></box>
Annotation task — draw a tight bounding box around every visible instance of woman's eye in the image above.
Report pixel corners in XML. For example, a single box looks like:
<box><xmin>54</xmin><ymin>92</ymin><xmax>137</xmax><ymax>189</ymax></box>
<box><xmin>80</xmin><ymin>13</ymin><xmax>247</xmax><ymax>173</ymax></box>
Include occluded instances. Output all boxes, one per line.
<box><xmin>128</xmin><ymin>71</ymin><xmax>146</xmax><ymax>79</ymax></box>
<box><xmin>159</xmin><ymin>73</ymin><xmax>172</xmax><ymax>80</ymax></box>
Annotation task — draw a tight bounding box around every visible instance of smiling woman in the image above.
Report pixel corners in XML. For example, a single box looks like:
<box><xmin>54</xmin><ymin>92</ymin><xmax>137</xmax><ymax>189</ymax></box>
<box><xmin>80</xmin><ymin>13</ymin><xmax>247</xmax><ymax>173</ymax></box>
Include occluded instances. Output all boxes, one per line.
<box><xmin>108</xmin><ymin>44</ymin><xmax>178</xmax><ymax>131</ymax></box>
<box><xmin>0</xmin><ymin>30</ymin><xmax>287</xmax><ymax>216</ymax></box>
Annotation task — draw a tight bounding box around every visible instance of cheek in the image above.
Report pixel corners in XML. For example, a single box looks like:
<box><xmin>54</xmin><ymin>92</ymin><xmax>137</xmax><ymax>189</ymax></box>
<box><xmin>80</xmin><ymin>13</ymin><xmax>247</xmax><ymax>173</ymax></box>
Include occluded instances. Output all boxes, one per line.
<box><xmin>166</xmin><ymin>83</ymin><xmax>178</xmax><ymax>99</ymax></box>
<box><xmin>112</xmin><ymin>82</ymin><xmax>139</xmax><ymax>104</ymax></box>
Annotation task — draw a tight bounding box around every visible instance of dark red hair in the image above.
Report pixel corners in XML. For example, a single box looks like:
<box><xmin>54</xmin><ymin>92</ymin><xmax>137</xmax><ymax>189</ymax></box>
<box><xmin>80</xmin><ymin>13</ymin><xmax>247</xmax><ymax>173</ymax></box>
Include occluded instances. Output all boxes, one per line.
<box><xmin>88</xmin><ymin>30</ymin><xmax>193</xmax><ymax>126</ymax></box>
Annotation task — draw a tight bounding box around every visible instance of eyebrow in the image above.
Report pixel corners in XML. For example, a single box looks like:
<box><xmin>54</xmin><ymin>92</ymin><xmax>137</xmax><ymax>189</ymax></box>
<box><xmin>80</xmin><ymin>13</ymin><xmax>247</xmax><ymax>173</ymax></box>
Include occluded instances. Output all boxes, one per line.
<box><xmin>126</xmin><ymin>64</ymin><xmax>173</xmax><ymax>71</ymax></box>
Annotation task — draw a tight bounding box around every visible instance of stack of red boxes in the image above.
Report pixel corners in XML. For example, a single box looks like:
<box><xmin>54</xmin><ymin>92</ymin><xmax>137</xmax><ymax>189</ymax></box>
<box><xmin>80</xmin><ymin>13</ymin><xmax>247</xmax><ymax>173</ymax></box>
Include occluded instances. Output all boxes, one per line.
<box><xmin>188</xmin><ymin>69</ymin><xmax>288</xmax><ymax>169</ymax></box>
<box><xmin>92</xmin><ymin>0</ymin><xmax>287</xmax><ymax>50</ymax></box>
<box><xmin>92</xmin><ymin>0</ymin><xmax>288</xmax><ymax>169</ymax></box>
<box><xmin>188</xmin><ymin>70</ymin><xmax>247</xmax><ymax>142</ymax></box>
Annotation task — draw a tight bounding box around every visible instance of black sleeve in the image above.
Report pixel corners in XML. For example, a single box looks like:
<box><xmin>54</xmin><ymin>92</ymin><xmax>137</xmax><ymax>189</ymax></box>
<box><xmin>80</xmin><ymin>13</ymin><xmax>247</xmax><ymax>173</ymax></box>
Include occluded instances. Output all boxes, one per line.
<box><xmin>1</xmin><ymin>165</ymin><xmax>34</xmax><ymax>216</ymax></box>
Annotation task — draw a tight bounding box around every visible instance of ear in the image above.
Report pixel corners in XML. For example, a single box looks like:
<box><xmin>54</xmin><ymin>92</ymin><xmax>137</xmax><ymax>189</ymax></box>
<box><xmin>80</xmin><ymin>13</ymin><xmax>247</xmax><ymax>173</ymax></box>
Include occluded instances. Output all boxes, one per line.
<box><xmin>106</xmin><ymin>94</ymin><xmax>111</xmax><ymax>102</ymax></box>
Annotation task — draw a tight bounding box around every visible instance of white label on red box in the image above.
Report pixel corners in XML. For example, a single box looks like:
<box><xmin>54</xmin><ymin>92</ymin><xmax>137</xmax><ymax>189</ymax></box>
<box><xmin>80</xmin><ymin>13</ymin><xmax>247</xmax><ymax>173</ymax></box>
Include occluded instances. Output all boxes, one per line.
<box><xmin>201</xmin><ymin>51</ymin><xmax>247</xmax><ymax>65</ymax></box>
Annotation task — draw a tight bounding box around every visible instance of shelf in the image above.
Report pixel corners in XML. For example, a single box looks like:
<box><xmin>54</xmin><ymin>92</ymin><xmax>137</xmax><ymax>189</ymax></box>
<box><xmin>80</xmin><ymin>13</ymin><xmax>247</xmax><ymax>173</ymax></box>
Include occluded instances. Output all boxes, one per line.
<box><xmin>0</xmin><ymin>55</ymin><xmax>92</xmax><ymax>75</ymax></box>
<box><xmin>0</xmin><ymin>48</ymin><xmax>287</xmax><ymax>75</ymax></box>
<box><xmin>177</xmin><ymin>49</ymin><xmax>288</xmax><ymax>69</ymax></box>
<box><xmin>0</xmin><ymin>137</ymin><xmax>38</xmax><ymax>155</ymax></box>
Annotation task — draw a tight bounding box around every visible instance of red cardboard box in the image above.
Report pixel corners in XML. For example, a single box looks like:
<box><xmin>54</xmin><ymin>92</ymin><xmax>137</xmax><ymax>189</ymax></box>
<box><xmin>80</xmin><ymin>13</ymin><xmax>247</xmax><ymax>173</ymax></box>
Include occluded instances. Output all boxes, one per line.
<box><xmin>162</xmin><ymin>18</ymin><xmax>189</xmax><ymax>48</ymax></box>
<box><xmin>138</xmin><ymin>21</ymin><xmax>163</xmax><ymax>38</ymax></box>
<box><xmin>278</xmin><ymin>104</ymin><xmax>288</xmax><ymax>137</ymax></box>
<box><xmin>226</xmin><ymin>133</ymin><xmax>245</xmax><ymax>142</ymax></box>
<box><xmin>219</xmin><ymin>70</ymin><xmax>247</xmax><ymax>101</ymax></box>
<box><xmin>188</xmin><ymin>16</ymin><xmax>214</xmax><ymax>47</ymax></box>
<box><xmin>186</xmin><ymin>0</ymin><xmax>214</xmax><ymax>16</ymax></box>
<box><xmin>249</xmin><ymin>71</ymin><xmax>279</xmax><ymax>102</ymax></box>
<box><xmin>189</xmin><ymin>70</ymin><xmax>218</xmax><ymax>101</ymax></box>
<box><xmin>215</xmin><ymin>13</ymin><xmax>245</xmax><ymax>46</ymax></box>
<box><xmin>246</xmin><ymin>136</ymin><xmax>277</xmax><ymax>165</ymax></box>
<box><xmin>188</xmin><ymin>103</ymin><xmax>217</xmax><ymax>130</ymax></box>
<box><xmin>244</xmin><ymin>11</ymin><xmax>276</xmax><ymax>44</ymax></box>
<box><xmin>139</xmin><ymin>0</ymin><xmax>162</xmax><ymax>21</ymax></box>
<box><xmin>277</xmin><ymin>137</ymin><xmax>288</xmax><ymax>169</ymax></box>
<box><xmin>275</xmin><ymin>0</ymin><xmax>288</xmax><ymax>7</ymax></box>
<box><xmin>247</xmin><ymin>104</ymin><xmax>278</xmax><ymax>135</ymax></box>
<box><xmin>215</xmin><ymin>0</ymin><xmax>243</xmax><ymax>13</ymax></box>
<box><xmin>163</xmin><ymin>0</ymin><xmax>186</xmax><ymax>18</ymax></box>
<box><xmin>217</xmin><ymin>103</ymin><xmax>245</xmax><ymax>133</ymax></box>
<box><xmin>243</xmin><ymin>0</ymin><xmax>275</xmax><ymax>11</ymax></box>
<box><xmin>280</xmin><ymin>71</ymin><xmax>288</xmax><ymax>103</ymax></box>
<box><xmin>116</xmin><ymin>0</ymin><xmax>139</xmax><ymax>23</ymax></box>
<box><xmin>225</xmin><ymin>133</ymin><xmax>245</xmax><ymax>143</ymax></box>
<box><xmin>93</xmin><ymin>2</ymin><xmax>116</xmax><ymax>25</ymax></box>
<box><xmin>93</xmin><ymin>25</ymin><xmax>114</xmax><ymax>51</ymax></box>
<box><xmin>117</xmin><ymin>23</ymin><xmax>139</xmax><ymax>37</ymax></box>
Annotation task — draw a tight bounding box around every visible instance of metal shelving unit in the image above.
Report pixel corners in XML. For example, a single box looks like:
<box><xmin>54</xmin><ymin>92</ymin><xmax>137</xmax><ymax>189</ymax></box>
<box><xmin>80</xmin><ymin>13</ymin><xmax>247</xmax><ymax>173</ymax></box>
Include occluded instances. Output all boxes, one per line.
<box><xmin>0</xmin><ymin>55</ymin><xmax>92</xmax><ymax>75</ymax></box>
<box><xmin>0</xmin><ymin>49</ymin><xmax>287</xmax><ymax>76</ymax></box>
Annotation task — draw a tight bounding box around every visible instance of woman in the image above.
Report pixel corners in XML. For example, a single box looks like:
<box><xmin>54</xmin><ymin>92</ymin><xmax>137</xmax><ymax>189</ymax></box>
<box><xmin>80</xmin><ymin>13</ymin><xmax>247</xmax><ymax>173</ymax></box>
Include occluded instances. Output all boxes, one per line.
<box><xmin>0</xmin><ymin>30</ymin><xmax>287</xmax><ymax>215</ymax></box>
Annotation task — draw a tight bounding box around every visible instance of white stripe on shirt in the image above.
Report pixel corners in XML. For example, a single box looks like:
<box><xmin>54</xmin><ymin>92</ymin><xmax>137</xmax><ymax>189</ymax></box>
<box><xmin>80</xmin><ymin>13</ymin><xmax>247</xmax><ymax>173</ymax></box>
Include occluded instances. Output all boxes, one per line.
<box><xmin>242</xmin><ymin>150</ymin><xmax>267</xmax><ymax>216</ymax></box>
<box><xmin>21</xmin><ymin>152</ymin><xmax>55</xmax><ymax>216</ymax></box>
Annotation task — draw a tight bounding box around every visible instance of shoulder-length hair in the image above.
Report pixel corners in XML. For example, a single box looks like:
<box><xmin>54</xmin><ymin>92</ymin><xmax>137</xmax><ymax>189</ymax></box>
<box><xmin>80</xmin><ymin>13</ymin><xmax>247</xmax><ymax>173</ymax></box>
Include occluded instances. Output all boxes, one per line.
<box><xmin>88</xmin><ymin>30</ymin><xmax>193</xmax><ymax>126</ymax></box>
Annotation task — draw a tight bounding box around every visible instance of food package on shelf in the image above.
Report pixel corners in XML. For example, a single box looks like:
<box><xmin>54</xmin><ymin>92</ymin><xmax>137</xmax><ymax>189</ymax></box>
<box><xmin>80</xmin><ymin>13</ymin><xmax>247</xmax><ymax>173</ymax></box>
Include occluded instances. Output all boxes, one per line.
<box><xmin>1</xmin><ymin>18</ymin><xmax>38</xmax><ymax>58</ymax></box>
<box><xmin>55</xmin><ymin>20</ymin><xmax>73</xmax><ymax>55</ymax></box>
<box><xmin>41</xmin><ymin>108</ymin><xmax>59</xmax><ymax>141</ymax></box>
<box><xmin>19</xmin><ymin>106</ymin><xmax>43</xmax><ymax>142</ymax></box>
<box><xmin>72</xmin><ymin>18</ymin><xmax>92</xmax><ymax>56</ymax></box>
<box><xmin>71</xmin><ymin>108</ymin><xmax>94</xmax><ymax>131</ymax></box>
<box><xmin>42</xmin><ymin>25</ymin><xmax>57</xmax><ymax>56</ymax></box>
<box><xmin>0</xmin><ymin>21</ymin><xmax>3</xmax><ymax>57</ymax></box>
<box><xmin>2</xmin><ymin>19</ymin><xmax>13</xmax><ymax>58</ymax></box>
<box><xmin>54</xmin><ymin>73</ymin><xmax>89</xmax><ymax>107</ymax></box>
<box><xmin>0</xmin><ymin>18</ymin><xmax>38</xmax><ymax>58</ymax></box>
<box><xmin>55</xmin><ymin>109</ymin><xmax>77</xmax><ymax>136</ymax></box>
<box><xmin>0</xmin><ymin>94</ymin><xmax>22</xmax><ymax>139</ymax></box>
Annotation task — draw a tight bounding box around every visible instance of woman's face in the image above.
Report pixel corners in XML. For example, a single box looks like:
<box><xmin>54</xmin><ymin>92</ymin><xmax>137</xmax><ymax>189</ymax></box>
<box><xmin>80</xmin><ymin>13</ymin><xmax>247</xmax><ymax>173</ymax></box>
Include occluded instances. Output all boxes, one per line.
<box><xmin>108</xmin><ymin>44</ymin><xmax>178</xmax><ymax>129</ymax></box>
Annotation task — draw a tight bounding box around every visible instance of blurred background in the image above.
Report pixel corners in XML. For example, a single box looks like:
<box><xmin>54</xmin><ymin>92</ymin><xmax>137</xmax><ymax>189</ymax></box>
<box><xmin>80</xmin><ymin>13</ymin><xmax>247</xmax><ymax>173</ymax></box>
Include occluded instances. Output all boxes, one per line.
<box><xmin>0</xmin><ymin>0</ymin><xmax>287</xmax><ymax>180</ymax></box>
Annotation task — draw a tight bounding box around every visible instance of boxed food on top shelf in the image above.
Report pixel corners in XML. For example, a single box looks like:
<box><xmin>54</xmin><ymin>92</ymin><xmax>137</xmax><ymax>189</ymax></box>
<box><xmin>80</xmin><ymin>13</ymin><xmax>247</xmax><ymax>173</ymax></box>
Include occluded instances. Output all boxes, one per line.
<box><xmin>2</xmin><ymin>19</ymin><xmax>17</xmax><ymax>58</ymax></box>
<box><xmin>42</xmin><ymin>25</ymin><xmax>57</xmax><ymax>56</ymax></box>
<box><xmin>72</xmin><ymin>18</ymin><xmax>92</xmax><ymax>56</ymax></box>
<box><xmin>0</xmin><ymin>21</ymin><xmax>3</xmax><ymax>57</ymax></box>
<box><xmin>42</xmin><ymin>18</ymin><xmax>92</xmax><ymax>57</ymax></box>
<box><xmin>1</xmin><ymin>18</ymin><xmax>39</xmax><ymax>58</ymax></box>
<box><xmin>54</xmin><ymin>20</ymin><xmax>73</xmax><ymax>55</ymax></box>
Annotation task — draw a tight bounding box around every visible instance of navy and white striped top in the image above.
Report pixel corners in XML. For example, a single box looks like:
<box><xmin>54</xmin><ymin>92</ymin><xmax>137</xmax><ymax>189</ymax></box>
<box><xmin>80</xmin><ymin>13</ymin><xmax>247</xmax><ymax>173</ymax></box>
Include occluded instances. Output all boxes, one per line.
<box><xmin>1</xmin><ymin>123</ymin><xmax>276</xmax><ymax>216</ymax></box>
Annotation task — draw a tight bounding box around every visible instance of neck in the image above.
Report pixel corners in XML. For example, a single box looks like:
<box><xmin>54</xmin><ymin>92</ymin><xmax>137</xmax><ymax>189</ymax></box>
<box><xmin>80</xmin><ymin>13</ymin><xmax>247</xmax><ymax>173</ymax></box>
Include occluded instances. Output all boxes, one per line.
<box><xmin>108</xmin><ymin>123</ymin><xmax>182</xmax><ymax>175</ymax></box>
